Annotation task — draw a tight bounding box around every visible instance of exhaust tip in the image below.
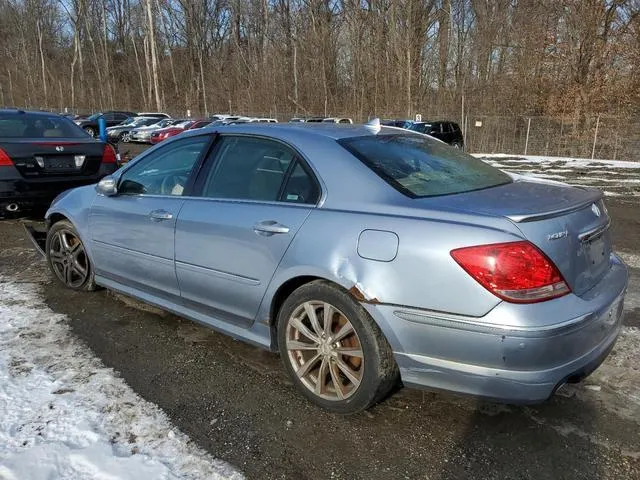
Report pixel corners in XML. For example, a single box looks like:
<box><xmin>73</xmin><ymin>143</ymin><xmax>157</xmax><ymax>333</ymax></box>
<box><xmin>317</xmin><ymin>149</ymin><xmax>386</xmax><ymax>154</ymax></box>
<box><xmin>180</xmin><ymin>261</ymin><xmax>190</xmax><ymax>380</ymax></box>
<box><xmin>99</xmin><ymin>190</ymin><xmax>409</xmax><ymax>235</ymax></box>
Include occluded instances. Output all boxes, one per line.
<box><xmin>6</xmin><ymin>203</ymin><xmax>19</xmax><ymax>212</ymax></box>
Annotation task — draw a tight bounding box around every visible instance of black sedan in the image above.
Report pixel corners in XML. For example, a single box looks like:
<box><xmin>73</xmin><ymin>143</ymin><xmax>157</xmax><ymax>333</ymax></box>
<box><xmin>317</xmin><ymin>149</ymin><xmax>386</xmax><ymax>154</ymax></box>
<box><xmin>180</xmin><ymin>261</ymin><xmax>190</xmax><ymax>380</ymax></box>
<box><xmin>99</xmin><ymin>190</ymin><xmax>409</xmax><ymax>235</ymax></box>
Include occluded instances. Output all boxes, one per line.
<box><xmin>0</xmin><ymin>109</ymin><xmax>118</xmax><ymax>215</ymax></box>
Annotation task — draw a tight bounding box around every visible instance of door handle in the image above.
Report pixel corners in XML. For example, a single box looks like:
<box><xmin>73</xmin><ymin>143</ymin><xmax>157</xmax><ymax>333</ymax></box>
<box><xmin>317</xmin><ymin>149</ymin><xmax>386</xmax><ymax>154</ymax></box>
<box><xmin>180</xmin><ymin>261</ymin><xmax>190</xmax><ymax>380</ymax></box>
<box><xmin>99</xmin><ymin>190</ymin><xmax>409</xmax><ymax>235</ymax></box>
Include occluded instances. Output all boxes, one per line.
<box><xmin>253</xmin><ymin>220</ymin><xmax>290</xmax><ymax>235</ymax></box>
<box><xmin>149</xmin><ymin>209</ymin><xmax>173</xmax><ymax>221</ymax></box>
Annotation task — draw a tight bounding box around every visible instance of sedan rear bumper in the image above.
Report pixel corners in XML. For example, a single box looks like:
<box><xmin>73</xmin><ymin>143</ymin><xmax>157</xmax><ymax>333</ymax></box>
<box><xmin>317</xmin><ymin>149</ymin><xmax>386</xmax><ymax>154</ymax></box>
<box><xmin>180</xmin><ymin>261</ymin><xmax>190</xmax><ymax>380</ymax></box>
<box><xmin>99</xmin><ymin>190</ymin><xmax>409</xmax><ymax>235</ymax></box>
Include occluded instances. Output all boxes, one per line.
<box><xmin>364</xmin><ymin>254</ymin><xmax>627</xmax><ymax>403</ymax></box>
<box><xmin>0</xmin><ymin>164</ymin><xmax>116</xmax><ymax>211</ymax></box>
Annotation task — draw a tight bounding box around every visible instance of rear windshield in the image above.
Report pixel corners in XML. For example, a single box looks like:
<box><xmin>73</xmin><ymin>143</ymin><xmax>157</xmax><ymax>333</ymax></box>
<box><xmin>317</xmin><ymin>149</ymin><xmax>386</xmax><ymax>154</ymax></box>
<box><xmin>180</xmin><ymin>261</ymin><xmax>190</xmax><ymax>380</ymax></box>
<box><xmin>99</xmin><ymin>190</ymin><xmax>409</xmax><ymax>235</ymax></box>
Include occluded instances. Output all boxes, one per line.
<box><xmin>0</xmin><ymin>114</ymin><xmax>88</xmax><ymax>138</ymax></box>
<box><xmin>339</xmin><ymin>134</ymin><xmax>511</xmax><ymax>198</ymax></box>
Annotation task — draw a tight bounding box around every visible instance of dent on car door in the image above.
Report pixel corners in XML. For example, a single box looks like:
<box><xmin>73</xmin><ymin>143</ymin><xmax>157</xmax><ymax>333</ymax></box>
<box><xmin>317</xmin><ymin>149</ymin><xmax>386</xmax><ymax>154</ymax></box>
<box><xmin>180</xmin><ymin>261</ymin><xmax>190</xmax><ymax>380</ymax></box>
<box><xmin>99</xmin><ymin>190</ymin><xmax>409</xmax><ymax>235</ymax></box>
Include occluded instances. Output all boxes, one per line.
<box><xmin>89</xmin><ymin>136</ymin><xmax>210</xmax><ymax>300</ymax></box>
<box><xmin>175</xmin><ymin>135</ymin><xmax>320</xmax><ymax>327</ymax></box>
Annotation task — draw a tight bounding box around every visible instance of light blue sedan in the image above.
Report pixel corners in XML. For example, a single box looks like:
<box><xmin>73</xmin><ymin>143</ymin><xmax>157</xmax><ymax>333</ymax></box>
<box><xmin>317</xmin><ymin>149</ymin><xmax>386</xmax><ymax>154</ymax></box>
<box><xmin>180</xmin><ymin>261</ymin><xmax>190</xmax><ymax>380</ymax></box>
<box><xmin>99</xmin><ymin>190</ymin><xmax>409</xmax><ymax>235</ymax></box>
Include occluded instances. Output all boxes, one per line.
<box><xmin>40</xmin><ymin>121</ymin><xmax>627</xmax><ymax>413</ymax></box>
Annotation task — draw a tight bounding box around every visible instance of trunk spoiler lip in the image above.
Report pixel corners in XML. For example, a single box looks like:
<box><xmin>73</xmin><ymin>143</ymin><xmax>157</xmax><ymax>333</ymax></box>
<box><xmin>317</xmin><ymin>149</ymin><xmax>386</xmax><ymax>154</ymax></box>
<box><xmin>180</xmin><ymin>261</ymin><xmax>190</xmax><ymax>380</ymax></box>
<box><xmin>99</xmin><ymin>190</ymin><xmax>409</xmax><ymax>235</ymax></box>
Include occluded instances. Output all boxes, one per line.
<box><xmin>507</xmin><ymin>189</ymin><xmax>603</xmax><ymax>223</ymax></box>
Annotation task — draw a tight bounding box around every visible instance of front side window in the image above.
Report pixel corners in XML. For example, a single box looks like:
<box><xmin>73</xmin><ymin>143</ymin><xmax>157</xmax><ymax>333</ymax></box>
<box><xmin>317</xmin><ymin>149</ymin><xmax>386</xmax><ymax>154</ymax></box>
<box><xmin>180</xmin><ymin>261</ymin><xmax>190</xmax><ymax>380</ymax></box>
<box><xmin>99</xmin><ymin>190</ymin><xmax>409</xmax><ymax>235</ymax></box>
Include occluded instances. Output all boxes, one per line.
<box><xmin>339</xmin><ymin>134</ymin><xmax>511</xmax><ymax>198</ymax></box>
<box><xmin>118</xmin><ymin>136</ymin><xmax>208</xmax><ymax>196</ymax></box>
<box><xmin>202</xmin><ymin>136</ymin><xmax>296</xmax><ymax>201</ymax></box>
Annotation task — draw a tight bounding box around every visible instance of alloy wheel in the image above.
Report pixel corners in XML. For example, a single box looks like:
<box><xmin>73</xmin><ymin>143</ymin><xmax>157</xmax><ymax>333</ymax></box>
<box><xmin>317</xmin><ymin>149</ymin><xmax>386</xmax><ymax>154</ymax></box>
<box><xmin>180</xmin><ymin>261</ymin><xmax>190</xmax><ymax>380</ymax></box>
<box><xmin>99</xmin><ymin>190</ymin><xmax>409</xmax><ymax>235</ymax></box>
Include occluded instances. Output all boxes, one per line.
<box><xmin>285</xmin><ymin>301</ymin><xmax>364</xmax><ymax>401</ymax></box>
<box><xmin>49</xmin><ymin>229</ymin><xmax>89</xmax><ymax>288</ymax></box>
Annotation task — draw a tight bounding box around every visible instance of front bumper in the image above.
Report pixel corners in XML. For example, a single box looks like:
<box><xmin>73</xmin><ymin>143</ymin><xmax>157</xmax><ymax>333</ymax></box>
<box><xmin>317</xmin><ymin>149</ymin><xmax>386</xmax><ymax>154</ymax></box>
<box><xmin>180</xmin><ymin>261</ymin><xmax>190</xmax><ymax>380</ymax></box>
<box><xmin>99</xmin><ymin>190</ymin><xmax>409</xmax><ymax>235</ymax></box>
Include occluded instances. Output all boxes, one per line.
<box><xmin>364</xmin><ymin>254</ymin><xmax>628</xmax><ymax>403</ymax></box>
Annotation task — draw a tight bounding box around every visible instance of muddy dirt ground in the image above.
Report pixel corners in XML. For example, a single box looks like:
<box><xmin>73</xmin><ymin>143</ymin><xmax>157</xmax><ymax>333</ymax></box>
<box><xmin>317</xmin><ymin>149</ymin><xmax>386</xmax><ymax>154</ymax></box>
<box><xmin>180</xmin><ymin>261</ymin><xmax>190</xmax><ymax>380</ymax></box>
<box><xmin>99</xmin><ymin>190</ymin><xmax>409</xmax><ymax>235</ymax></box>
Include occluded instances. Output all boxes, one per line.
<box><xmin>1</xmin><ymin>147</ymin><xmax>639</xmax><ymax>479</ymax></box>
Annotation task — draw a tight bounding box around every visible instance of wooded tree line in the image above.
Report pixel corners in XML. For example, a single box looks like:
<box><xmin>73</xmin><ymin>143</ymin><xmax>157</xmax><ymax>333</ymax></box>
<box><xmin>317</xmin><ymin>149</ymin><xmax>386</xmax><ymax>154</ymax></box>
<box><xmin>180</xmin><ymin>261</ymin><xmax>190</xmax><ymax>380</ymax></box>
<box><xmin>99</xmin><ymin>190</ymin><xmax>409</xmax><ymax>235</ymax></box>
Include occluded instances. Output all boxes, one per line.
<box><xmin>1</xmin><ymin>0</ymin><xmax>639</xmax><ymax>125</ymax></box>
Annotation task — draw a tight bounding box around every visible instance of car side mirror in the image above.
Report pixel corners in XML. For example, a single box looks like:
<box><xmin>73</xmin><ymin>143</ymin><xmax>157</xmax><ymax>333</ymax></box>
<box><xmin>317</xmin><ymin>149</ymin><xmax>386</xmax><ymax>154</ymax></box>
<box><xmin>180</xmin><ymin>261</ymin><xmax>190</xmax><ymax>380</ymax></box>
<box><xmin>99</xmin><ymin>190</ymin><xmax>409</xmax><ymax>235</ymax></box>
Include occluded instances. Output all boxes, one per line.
<box><xmin>96</xmin><ymin>176</ymin><xmax>118</xmax><ymax>196</ymax></box>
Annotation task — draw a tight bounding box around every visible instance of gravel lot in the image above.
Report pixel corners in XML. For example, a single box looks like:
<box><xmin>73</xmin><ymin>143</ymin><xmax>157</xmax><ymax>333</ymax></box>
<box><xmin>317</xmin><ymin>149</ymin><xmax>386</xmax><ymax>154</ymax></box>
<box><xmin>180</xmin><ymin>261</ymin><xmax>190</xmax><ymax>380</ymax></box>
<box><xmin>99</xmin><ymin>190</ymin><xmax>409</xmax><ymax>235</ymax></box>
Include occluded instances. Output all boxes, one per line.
<box><xmin>1</xmin><ymin>148</ymin><xmax>639</xmax><ymax>479</ymax></box>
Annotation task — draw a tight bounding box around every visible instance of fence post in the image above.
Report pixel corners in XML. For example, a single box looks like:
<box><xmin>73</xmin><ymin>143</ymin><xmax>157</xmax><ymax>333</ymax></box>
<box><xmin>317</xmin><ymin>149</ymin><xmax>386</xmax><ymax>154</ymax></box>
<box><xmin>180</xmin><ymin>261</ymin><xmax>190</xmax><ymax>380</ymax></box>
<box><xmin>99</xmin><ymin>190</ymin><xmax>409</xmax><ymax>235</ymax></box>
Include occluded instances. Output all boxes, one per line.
<box><xmin>524</xmin><ymin>117</ymin><xmax>531</xmax><ymax>155</ymax></box>
<box><xmin>464</xmin><ymin>114</ymin><xmax>468</xmax><ymax>151</ymax></box>
<box><xmin>591</xmin><ymin>114</ymin><xmax>600</xmax><ymax>160</ymax></box>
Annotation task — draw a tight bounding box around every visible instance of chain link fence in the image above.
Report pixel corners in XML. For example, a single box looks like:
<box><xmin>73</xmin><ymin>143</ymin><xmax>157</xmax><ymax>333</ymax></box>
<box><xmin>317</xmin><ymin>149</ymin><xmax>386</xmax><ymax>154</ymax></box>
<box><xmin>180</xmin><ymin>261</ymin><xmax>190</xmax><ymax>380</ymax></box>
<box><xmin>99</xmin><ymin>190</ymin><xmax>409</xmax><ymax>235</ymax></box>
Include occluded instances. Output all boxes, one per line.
<box><xmin>461</xmin><ymin>115</ymin><xmax>640</xmax><ymax>161</ymax></box>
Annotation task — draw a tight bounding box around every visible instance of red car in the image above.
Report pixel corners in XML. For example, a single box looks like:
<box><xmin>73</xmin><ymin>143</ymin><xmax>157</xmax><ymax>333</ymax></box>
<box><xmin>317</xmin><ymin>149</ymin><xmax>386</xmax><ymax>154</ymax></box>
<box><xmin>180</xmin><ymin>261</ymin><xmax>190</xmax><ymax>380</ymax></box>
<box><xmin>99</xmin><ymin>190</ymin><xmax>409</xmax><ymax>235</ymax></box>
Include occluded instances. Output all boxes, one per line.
<box><xmin>149</xmin><ymin>119</ymin><xmax>212</xmax><ymax>144</ymax></box>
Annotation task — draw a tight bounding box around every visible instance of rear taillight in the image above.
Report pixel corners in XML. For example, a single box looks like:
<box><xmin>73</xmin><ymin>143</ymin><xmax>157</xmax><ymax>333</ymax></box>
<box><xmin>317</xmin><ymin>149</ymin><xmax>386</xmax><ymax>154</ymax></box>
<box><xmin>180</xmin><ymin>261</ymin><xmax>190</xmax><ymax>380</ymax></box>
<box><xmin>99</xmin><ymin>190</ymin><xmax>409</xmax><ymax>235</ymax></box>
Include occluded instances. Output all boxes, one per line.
<box><xmin>0</xmin><ymin>148</ymin><xmax>12</xmax><ymax>166</ymax></box>
<box><xmin>450</xmin><ymin>241</ymin><xmax>570</xmax><ymax>303</ymax></box>
<box><xmin>102</xmin><ymin>145</ymin><xmax>117</xmax><ymax>164</ymax></box>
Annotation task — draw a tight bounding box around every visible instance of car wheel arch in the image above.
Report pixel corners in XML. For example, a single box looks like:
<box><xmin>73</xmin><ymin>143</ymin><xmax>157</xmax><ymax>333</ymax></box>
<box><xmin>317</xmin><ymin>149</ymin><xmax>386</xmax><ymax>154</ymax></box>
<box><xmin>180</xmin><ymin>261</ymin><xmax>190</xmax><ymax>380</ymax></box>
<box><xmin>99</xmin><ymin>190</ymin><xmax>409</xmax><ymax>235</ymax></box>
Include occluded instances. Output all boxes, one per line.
<box><xmin>267</xmin><ymin>274</ymin><xmax>388</xmax><ymax>348</ymax></box>
<box><xmin>46</xmin><ymin>212</ymin><xmax>70</xmax><ymax>230</ymax></box>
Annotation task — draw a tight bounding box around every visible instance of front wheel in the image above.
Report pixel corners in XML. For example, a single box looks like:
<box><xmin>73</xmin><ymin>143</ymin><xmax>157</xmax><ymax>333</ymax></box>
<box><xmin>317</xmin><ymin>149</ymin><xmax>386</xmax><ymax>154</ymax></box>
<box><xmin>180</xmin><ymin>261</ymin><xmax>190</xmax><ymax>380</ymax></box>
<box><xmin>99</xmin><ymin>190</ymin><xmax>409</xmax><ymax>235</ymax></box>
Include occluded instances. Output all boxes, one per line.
<box><xmin>46</xmin><ymin>220</ymin><xmax>96</xmax><ymax>291</ymax></box>
<box><xmin>121</xmin><ymin>132</ymin><xmax>131</xmax><ymax>143</ymax></box>
<box><xmin>277</xmin><ymin>280</ymin><xmax>399</xmax><ymax>414</ymax></box>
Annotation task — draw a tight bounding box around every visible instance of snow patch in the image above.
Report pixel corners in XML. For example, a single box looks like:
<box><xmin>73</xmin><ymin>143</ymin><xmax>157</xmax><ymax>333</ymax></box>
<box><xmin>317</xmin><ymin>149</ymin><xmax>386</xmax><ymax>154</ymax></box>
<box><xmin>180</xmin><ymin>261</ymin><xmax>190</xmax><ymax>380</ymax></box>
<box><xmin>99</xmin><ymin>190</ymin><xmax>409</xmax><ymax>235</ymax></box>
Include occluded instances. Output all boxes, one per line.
<box><xmin>0</xmin><ymin>280</ymin><xmax>243</xmax><ymax>480</ymax></box>
<box><xmin>475</xmin><ymin>153</ymin><xmax>640</xmax><ymax>169</ymax></box>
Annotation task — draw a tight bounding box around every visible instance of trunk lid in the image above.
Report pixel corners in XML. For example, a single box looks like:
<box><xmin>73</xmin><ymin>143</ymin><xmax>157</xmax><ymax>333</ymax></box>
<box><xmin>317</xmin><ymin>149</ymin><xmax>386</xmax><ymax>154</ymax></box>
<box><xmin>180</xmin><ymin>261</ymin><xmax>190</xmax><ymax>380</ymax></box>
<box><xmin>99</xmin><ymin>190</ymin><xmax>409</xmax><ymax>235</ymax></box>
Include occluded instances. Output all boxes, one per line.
<box><xmin>0</xmin><ymin>138</ymin><xmax>106</xmax><ymax>178</ymax></box>
<box><xmin>425</xmin><ymin>178</ymin><xmax>612</xmax><ymax>296</ymax></box>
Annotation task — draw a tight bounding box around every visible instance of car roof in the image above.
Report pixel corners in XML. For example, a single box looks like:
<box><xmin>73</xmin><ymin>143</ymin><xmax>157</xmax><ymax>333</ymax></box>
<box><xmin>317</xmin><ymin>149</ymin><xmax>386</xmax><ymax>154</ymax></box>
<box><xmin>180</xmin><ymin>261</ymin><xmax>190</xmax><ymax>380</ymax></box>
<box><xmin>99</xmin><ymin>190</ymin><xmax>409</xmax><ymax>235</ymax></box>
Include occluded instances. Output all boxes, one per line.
<box><xmin>183</xmin><ymin>121</ymin><xmax>412</xmax><ymax>141</ymax></box>
<box><xmin>0</xmin><ymin>109</ymin><xmax>64</xmax><ymax>118</ymax></box>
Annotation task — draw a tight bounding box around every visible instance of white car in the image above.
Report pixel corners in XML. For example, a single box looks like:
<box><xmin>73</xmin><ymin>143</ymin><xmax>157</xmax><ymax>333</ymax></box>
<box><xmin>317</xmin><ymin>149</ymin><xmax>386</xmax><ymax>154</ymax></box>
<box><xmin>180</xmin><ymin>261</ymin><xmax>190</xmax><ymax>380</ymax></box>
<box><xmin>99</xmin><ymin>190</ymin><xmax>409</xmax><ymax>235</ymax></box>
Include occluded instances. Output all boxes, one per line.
<box><xmin>137</xmin><ymin>112</ymin><xmax>171</xmax><ymax>119</ymax></box>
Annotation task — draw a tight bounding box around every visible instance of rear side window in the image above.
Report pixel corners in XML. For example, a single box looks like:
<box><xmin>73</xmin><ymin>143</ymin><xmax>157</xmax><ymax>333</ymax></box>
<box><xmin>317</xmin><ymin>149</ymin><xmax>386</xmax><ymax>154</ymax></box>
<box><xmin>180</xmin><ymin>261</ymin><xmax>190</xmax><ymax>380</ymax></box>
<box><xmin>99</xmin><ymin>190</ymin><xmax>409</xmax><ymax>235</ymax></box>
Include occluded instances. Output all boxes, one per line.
<box><xmin>280</xmin><ymin>162</ymin><xmax>319</xmax><ymax>204</ymax></box>
<box><xmin>339</xmin><ymin>134</ymin><xmax>511</xmax><ymax>198</ymax></box>
<box><xmin>0</xmin><ymin>114</ymin><xmax>88</xmax><ymax>138</ymax></box>
<box><xmin>202</xmin><ymin>136</ymin><xmax>295</xmax><ymax>201</ymax></box>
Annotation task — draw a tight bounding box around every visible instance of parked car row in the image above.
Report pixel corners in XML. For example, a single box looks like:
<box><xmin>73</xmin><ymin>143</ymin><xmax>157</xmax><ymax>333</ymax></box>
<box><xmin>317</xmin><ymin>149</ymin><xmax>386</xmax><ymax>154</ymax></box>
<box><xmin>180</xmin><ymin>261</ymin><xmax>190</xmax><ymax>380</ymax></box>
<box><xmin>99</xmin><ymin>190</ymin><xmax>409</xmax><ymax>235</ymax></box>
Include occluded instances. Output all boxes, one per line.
<box><xmin>289</xmin><ymin>117</ymin><xmax>353</xmax><ymax>124</ymax></box>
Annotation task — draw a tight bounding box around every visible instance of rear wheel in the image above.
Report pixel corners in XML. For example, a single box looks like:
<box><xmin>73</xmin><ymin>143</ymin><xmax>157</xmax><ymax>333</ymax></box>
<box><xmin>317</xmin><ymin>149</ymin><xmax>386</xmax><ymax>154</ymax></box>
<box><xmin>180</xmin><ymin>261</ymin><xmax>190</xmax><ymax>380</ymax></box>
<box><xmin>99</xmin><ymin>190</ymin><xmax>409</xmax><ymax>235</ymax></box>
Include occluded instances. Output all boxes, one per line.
<box><xmin>277</xmin><ymin>280</ymin><xmax>399</xmax><ymax>414</ymax></box>
<box><xmin>121</xmin><ymin>132</ymin><xmax>131</xmax><ymax>143</ymax></box>
<box><xmin>83</xmin><ymin>126</ymin><xmax>96</xmax><ymax>137</ymax></box>
<box><xmin>46</xmin><ymin>220</ymin><xmax>96</xmax><ymax>291</ymax></box>
<box><xmin>452</xmin><ymin>142</ymin><xmax>463</xmax><ymax>150</ymax></box>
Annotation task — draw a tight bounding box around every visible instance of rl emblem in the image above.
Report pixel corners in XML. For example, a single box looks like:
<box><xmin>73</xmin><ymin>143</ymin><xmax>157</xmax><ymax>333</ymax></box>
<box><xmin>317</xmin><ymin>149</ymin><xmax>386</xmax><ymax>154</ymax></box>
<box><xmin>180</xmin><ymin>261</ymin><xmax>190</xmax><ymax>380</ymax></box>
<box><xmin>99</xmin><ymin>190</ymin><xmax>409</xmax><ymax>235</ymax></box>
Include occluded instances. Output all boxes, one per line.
<box><xmin>55</xmin><ymin>146</ymin><xmax>64</xmax><ymax>152</ymax></box>
<box><xmin>547</xmin><ymin>230</ymin><xmax>568</xmax><ymax>241</ymax></box>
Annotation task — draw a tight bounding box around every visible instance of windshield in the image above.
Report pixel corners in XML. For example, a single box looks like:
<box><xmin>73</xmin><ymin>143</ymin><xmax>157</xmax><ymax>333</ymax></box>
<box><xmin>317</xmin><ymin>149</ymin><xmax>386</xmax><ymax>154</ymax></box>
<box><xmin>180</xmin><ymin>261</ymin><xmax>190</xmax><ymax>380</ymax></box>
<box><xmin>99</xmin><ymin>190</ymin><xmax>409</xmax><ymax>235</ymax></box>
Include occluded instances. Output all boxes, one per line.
<box><xmin>87</xmin><ymin>113</ymin><xmax>102</xmax><ymax>121</ymax></box>
<box><xmin>339</xmin><ymin>134</ymin><xmax>511</xmax><ymax>198</ymax></box>
<box><xmin>0</xmin><ymin>113</ymin><xmax>89</xmax><ymax>138</ymax></box>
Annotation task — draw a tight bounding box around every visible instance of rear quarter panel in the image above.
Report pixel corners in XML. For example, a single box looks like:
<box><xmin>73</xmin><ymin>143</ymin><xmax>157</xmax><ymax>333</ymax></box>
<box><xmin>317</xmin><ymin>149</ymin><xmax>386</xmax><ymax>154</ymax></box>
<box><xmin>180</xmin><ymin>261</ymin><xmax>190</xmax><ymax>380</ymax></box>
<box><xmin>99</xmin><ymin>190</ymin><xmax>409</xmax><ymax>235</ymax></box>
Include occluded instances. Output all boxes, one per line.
<box><xmin>258</xmin><ymin>207</ymin><xmax>527</xmax><ymax>324</ymax></box>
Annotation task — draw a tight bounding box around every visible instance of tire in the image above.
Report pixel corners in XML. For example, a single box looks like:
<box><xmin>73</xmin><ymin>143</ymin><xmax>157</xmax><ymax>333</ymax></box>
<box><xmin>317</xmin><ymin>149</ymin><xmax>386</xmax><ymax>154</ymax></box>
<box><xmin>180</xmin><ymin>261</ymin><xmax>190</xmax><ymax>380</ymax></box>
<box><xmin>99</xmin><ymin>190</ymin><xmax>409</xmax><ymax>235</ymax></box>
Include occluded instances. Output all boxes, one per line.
<box><xmin>277</xmin><ymin>280</ymin><xmax>399</xmax><ymax>414</ymax></box>
<box><xmin>84</xmin><ymin>126</ymin><xmax>96</xmax><ymax>137</ymax></box>
<box><xmin>46</xmin><ymin>220</ymin><xmax>97</xmax><ymax>292</ymax></box>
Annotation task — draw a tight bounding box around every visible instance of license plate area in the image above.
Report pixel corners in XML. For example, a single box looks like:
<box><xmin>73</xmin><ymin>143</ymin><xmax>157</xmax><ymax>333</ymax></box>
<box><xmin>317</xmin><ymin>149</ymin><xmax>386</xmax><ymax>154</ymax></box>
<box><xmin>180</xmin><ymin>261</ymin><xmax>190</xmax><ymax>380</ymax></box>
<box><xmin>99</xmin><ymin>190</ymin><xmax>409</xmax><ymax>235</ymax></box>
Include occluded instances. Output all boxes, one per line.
<box><xmin>584</xmin><ymin>232</ymin><xmax>609</xmax><ymax>268</ymax></box>
<box><xmin>42</xmin><ymin>156</ymin><xmax>79</xmax><ymax>172</ymax></box>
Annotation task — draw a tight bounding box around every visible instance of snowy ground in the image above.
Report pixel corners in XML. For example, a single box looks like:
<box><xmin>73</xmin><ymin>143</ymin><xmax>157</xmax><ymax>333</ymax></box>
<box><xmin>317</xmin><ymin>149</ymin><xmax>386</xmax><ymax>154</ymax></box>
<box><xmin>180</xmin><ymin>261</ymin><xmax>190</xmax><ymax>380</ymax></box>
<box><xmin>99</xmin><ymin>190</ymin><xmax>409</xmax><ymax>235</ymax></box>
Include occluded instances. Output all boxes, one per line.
<box><xmin>0</xmin><ymin>281</ymin><xmax>243</xmax><ymax>480</ymax></box>
<box><xmin>475</xmin><ymin>153</ymin><xmax>640</xmax><ymax>199</ymax></box>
